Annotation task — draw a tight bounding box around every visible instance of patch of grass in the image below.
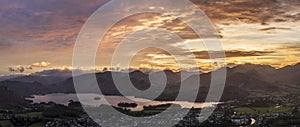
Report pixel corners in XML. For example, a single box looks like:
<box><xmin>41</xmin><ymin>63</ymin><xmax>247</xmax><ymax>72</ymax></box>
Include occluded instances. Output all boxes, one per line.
<box><xmin>15</xmin><ymin>112</ymin><xmax>43</xmax><ymax>117</ymax></box>
<box><xmin>248</xmin><ymin>91</ymin><xmax>290</xmax><ymax>98</ymax></box>
<box><xmin>0</xmin><ymin>120</ymin><xmax>14</xmax><ymax>127</ymax></box>
<box><xmin>270</xmin><ymin>91</ymin><xmax>289</xmax><ymax>97</ymax></box>
<box><xmin>234</xmin><ymin>106</ymin><xmax>292</xmax><ymax>115</ymax></box>
<box><xmin>234</xmin><ymin>107</ymin><xmax>256</xmax><ymax>114</ymax></box>
<box><xmin>29</xmin><ymin>122</ymin><xmax>44</xmax><ymax>127</ymax></box>
<box><xmin>268</xmin><ymin>107</ymin><xmax>292</xmax><ymax>114</ymax></box>
<box><xmin>286</xmin><ymin>103</ymin><xmax>296</xmax><ymax>107</ymax></box>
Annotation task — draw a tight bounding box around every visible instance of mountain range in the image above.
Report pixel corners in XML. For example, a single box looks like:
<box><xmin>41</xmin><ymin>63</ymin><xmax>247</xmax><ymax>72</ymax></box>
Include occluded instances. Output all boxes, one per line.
<box><xmin>0</xmin><ymin>63</ymin><xmax>299</xmax><ymax>106</ymax></box>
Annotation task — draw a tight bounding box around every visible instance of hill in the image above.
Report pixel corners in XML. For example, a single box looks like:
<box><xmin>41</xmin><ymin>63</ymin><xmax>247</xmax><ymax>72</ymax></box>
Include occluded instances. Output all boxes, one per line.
<box><xmin>0</xmin><ymin>86</ymin><xmax>25</xmax><ymax>107</ymax></box>
<box><xmin>0</xmin><ymin>63</ymin><xmax>299</xmax><ymax>103</ymax></box>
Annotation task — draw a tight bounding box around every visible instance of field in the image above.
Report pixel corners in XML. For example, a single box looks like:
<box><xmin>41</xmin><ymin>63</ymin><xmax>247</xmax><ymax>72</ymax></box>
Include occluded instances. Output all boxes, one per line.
<box><xmin>15</xmin><ymin>112</ymin><xmax>43</xmax><ymax>117</ymax></box>
<box><xmin>28</xmin><ymin>122</ymin><xmax>44</xmax><ymax>127</ymax></box>
<box><xmin>234</xmin><ymin>106</ymin><xmax>292</xmax><ymax>115</ymax></box>
<box><xmin>248</xmin><ymin>90</ymin><xmax>290</xmax><ymax>98</ymax></box>
<box><xmin>0</xmin><ymin>120</ymin><xmax>14</xmax><ymax>127</ymax></box>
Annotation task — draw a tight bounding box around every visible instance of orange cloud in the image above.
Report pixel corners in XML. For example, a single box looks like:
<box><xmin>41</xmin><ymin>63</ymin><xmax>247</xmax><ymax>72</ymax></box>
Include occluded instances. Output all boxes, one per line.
<box><xmin>31</xmin><ymin>61</ymin><xmax>51</xmax><ymax>67</ymax></box>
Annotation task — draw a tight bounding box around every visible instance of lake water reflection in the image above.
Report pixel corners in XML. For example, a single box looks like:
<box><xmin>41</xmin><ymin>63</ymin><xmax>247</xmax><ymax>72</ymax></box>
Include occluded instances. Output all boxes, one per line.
<box><xmin>27</xmin><ymin>93</ymin><xmax>220</xmax><ymax>111</ymax></box>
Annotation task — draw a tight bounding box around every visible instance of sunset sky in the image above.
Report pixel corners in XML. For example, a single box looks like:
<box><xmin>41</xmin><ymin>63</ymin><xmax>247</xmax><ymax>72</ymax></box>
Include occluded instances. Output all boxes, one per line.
<box><xmin>0</xmin><ymin>0</ymin><xmax>300</xmax><ymax>75</ymax></box>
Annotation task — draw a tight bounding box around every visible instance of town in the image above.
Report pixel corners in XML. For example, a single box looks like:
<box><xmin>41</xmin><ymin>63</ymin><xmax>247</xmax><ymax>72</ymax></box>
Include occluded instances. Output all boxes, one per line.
<box><xmin>1</xmin><ymin>92</ymin><xmax>300</xmax><ymax>127</ymax></box>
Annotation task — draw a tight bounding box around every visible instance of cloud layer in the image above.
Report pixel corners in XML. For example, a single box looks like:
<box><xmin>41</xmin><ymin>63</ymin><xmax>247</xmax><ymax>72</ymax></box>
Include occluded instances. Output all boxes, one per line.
<box><xmin>7</xmin><ymin>61</ymin><xmax>51</xmax><ymax>73</ymax></box>
<box><xmin>0</xmin><ymin>0</ymin><xmax>299</xmax><ymax>74</ymax></box>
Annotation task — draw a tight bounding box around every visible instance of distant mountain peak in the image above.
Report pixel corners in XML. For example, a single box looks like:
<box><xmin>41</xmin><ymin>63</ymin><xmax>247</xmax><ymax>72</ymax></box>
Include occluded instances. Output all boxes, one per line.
<box><xmin>230</xmin><ymin>63</ymin><xmax>276</xmax><ymax>74</ymax></box>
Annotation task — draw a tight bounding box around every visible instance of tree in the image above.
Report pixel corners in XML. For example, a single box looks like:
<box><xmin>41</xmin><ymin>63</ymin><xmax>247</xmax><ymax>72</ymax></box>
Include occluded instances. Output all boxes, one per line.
<box><xmin>117</xmin><ymin>102</ymin><xmax>138</xmax><ymax>109</ymax></box>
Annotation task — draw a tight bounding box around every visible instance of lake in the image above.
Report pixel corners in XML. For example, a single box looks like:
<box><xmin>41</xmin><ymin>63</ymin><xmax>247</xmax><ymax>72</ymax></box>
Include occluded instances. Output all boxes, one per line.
<box><xmin>27</xmin><ymin>93</ymin><xmax>220</xmax><ymax>111</ymax></box>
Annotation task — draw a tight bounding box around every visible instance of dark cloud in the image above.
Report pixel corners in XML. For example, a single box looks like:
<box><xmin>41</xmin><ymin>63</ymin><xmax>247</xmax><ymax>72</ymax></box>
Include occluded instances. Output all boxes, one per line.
<box><xmin>102</xmin><ymin>67</ymin><xmax>108</xmax><ymax>72</ymax></box>
<box><xmin>19</xmin><ymin>66</ymin><xmax>25</xmax><ymax>72</ymax></box>
<box><xmin>8</xmin><ymin>67</ymin><xmax>17</xmax><ymax>72</ymax></box>
<box><xmin>26</xmin><ymin>66</ymin><xmax>33</xmax><ymax>69</ymax></box>
<box><xmin>5</xmin><ymin>0</ymin><xmax>297</xmax><ymax>51</ymax></box>
<box><xmin>225</xmin><ymin>50</ymin><xmax>275</xmax><ymax>58</ymax></box>
<box><xmin>0</xmin><ymin>0</ymin><xmax>298</xmax><ymax>51</ymax></box>
<box><xmin>132</xmin><ymin>47</ymin><xmax>275</xmax><ymax>61</ymax></box>
<box><xmin>277</xmin><ymin>46</ymin><xmax>300</xmax><ymax>52</ymax></box>
<box><xmin>190</xmin><ymin>50</ymin><xmax>275</xmax><ymax>59</ymax></box>
<box><xmin>0</xmin><ymin>0</ymin><xmax>108</xmax><ymax>50</ymax></box>
<box><xmin>8</xmin><ymin>66</ymin><xmax>25</xmax><ymax>73</ymax></box>
<box><xmin>191</xmin><ymin>0</ymin><xmax>300</xmax><ymax>24</ymax></box>
<box><xmin>260</xmin><ymin>27</ymin><xmax>291</xmax><ymax>31</ymax></box>
<box><xmin>0</xmin><ymin>0</ymin><xmax>299</xmax><ymax>72</ymax></box>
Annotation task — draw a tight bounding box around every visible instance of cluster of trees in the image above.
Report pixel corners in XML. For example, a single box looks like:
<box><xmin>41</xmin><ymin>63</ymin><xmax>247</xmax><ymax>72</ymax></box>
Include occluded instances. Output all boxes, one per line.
<box><xmin>143</xmin><ymin>103</ymin><xmax>181</xmax><ymax>110</ymax></box>
<box><xmin>10</xmin><ymin>116</ymin><xmax>42</xmax><ymax>126</ymax></box>
<box><xmin>68</xmin><ymin>100</ymin><xmax>82</xmax><ymax>107</ymax></box>
<box><xmin>117</xmin><ymin>102</ymin><xmax>138</xmax><ymax>109</ymax></box>
<box><xmin>42</xmin><ymin>104</ymin><xmax>83</xmax><ymax>118</ymax></box>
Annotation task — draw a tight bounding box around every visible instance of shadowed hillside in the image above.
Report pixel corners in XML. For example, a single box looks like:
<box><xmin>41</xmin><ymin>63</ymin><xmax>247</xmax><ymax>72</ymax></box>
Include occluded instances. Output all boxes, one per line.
<box><xmin>0</xmin><ymin>63</ymin><xmax>299</xmax><ymax>103</ymax></box>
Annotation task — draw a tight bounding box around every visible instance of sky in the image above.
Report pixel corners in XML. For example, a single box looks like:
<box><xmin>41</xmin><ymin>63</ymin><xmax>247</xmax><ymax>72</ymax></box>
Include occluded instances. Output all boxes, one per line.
<box><xmin>0</xmin><ymin>0</ymin><xmax>300</xmax><ymax>75</ymax></box>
